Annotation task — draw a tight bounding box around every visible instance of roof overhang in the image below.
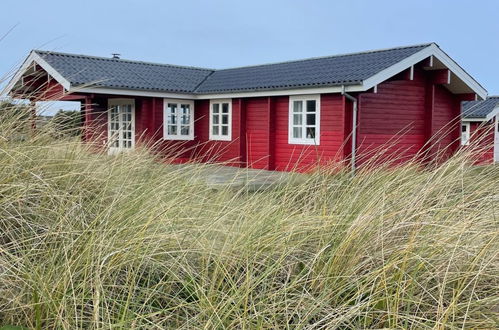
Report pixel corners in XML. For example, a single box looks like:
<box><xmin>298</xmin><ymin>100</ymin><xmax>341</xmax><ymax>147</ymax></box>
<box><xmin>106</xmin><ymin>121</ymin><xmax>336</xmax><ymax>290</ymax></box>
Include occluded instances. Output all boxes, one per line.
<box><xmin>1</xmin><ymin>51</ymin><xmax>71</xmax><ymax>97</ymax></box>
<box><xmin>463</xmin><ymin>104</ymin><xmax>499</xmax><ymax>122</ymax></box>
<box><xmin>362</xmin><ymin>43</ymin><xmax>487</xmax><ymax>100</ymax></box>
<box><xmin>3</xmin><ymin>44</ymin><xmax>487</xmax><ymax>101</ymax></box>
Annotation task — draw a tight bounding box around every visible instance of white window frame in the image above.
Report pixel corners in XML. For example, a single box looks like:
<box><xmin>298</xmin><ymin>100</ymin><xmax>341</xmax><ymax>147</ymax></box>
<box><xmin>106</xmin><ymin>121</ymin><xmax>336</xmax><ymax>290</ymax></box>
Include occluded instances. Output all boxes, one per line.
<box><xmin>209</xmin><ymin>99</ymin><xmax>232</xmax><ymax>141</ymax></box>
<box><xmin>288</xmin><ymin>95</ymin><xmax>321</xmax><ymax>145</ymax></box>
<box><xmin>461</xmin><ymin>121</ymin><xmax>470</xmax><ymax>146</ymax></box>
<box><xmin>163</xmin><ymin>99</ymin><xmax>194</xmax><ymax>140</ymax></box>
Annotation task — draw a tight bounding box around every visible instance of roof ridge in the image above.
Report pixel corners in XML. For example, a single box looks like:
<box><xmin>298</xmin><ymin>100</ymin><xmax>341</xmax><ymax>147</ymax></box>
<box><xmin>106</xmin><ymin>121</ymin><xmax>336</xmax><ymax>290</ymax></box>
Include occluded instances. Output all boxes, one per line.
<box><xmin>214</xmin><ymin>42</ymin><xmax>435</xmax><ymax>71</ymax></box>
<box><xmin>33</xmin><ymin>49</ymin><xmax>215</xmax><ymax>72</ymax></box>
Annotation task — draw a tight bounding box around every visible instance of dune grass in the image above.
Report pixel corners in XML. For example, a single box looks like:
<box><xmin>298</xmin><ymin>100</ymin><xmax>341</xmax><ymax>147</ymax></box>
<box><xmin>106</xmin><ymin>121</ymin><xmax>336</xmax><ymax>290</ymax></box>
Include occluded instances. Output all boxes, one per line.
<box><xmin>0</xmin><ymin>107</ymin><xmax>498</xmax><ymax>329</ymax></box>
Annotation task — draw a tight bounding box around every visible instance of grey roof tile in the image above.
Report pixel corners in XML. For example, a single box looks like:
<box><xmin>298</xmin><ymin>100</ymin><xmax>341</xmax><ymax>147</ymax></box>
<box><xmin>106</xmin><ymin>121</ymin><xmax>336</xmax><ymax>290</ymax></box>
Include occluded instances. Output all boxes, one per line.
<box><xmin>34</xmin><ymin>43</ymin><xmax>433</xmax><ymax>94</ymax></box>
<box><xmin>462</xmin><ymin>96</ymin><xmax>499</xmax><ymax>119</ymax></box>
<box><xmin>196</xmin><ymin>44</ymin><xmax>431</xmax><ymax>93</ymax></box>
<box><xmin>35</xmin><ymin>50</ymin><xmax>214</xmax><ymax>93</ymax></box>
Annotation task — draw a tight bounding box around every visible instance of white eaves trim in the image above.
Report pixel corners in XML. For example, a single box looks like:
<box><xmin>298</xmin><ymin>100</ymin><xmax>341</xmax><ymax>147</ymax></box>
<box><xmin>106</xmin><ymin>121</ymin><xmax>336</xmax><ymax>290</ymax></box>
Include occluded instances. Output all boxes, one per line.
<box><xmin>362</xmin><ymin>43</ymin><xmax>487</xmax><ymax>100</ymax></box>
<box><xmin>75</xmin><ymin>87</ymin><xmax>197</xmax><ymax>100</ymax></box>
<box><xmin>485</xmin><ymin>105</ymin><xmax>499</xmax><ymax>121</ymax></box>
<box><xmin>72</xmin><ymin>85</ymin><xmax>365</xmax><ymax>100</ymax></box>
<box><xmin>32</xmin><ymin>52</ymin><xmax>71</xmax><ymax>90</ymax></box>
<box><xmin>1</xmin><ymin>51</ymin><xmax>71</xmax><ymax>96</ymax></box>
<box><xmin>463</xmin><ymin>105</ymin><xmax>499</xmax><ymax>122</ymax></box>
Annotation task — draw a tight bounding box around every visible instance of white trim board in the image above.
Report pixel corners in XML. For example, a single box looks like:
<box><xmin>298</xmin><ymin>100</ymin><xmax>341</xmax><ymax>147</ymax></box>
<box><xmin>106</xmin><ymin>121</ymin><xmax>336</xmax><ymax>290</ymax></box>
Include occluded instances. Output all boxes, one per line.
<box><xmin>2</xmin><ymin>51</ymin><xmax>71</xmax><ymax>96</ymax></box>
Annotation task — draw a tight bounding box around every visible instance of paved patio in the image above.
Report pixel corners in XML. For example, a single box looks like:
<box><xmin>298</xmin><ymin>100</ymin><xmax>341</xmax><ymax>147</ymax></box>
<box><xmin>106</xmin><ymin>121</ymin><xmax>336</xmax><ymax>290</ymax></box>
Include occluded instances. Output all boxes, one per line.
<box><xmin>173</xmin><ymin>164</ymin><xmax>304</xmax><ymax>191</ymax></box>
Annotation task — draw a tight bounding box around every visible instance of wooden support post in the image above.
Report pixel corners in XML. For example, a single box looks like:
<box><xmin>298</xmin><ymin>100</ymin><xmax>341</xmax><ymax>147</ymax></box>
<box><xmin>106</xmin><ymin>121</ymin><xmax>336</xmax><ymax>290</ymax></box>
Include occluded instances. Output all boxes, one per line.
<box><xmin>29</xmin><ymin>100</ymin><xmax>36</xmax><ymax>132</ymax></box>
<box><xmin>423</xmin><ymin>78</ymin><xmax>435</xmax><ymax>162</ymax></box>
<box><xmin>83</xmin><ymin>96</ymin><xmax>92</xmax><ymax>142</ymax></box>
<box><xmin>267</xmin><ymin>96</ymin><xmax>276</xmax><ymax>170</ymax></box>
<box><xmin>238</xmin><ymin>98</ymin><xmax>247</xmax><ymax>168</ymax></box>
<box><xmin>432</xmin><ymin>69</ymin><xmax>451</xmax><ymax>85</ymax></box>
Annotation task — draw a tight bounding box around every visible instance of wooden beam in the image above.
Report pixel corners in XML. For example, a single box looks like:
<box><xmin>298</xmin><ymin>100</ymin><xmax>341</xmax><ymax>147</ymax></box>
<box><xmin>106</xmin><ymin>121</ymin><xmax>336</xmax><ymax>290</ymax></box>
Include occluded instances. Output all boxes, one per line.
<box><xmin>267</xmin><ymin>96</ymin><xmax>276</xmax><ymax>170</ymax></box>
<box><xmin>422</xmin><ymin>55</ymin><xmax>434</xmax><ymax>68</ymax></box>
<box><xmin>238</xmin><ymin>98</ymin><xmax>247</xmax><ymax>167</ymax></box>
<box><xmin>83</xmin><ymin>96</ymin><xmax>92</xmax><ymax>142</ymax></box>
<box><xmin>432</xmin><ymin>69</ymin><xmax>451</xmax><ymax>85</ymax></box>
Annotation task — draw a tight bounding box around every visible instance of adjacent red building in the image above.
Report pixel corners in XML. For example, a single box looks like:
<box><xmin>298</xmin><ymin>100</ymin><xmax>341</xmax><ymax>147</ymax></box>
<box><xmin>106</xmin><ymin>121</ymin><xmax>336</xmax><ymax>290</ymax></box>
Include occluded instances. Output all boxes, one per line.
<box><xmin>461</xmin><ymin>97</ymin><xmax>499</xmax><ymax>164</ymax></box>
<box><xmin>4</xmin><ymin>43</ymin><xmax>494</xmax><ymax>171</ymax></box>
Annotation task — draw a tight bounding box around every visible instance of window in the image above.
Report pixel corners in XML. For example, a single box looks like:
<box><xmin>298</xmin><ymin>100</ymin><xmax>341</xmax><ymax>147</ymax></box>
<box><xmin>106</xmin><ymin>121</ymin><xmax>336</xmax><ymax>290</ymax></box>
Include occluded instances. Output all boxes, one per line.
<box><xmin>289</xmin><ymin>95</ymin><xmax>320</xmax><ymax>145</ymax></box>
<box><xmin>163</xmin><ymin>99</ymin><xmax>194</xmax><ymax>140</ymax></box>
<box><xmin>461</xmin><ymin>122</ymin><xmax>470</xmax><ymax>146</ymax></box>
<box><xmin>209</xmin><ymin>99</ymin><xmax>232</xmax><ymax>141</ymax></box>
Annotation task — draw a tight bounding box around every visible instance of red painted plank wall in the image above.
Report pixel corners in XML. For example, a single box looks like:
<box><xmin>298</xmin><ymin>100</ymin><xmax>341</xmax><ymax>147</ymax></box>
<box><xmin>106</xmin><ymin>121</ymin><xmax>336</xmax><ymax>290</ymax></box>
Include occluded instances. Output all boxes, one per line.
<box><xmin>273</xmin><ymin>94</ymin><xmax>345</xmax><ymax>171</ymax></box>
<box><xmin>356</xmin><ymin>70</ymin><xmax>427</xmax><ymax>167</ymax></box>
<box><xmin>193</xmin><ymin>99</ymin><xmax>242</xmax><ymax>165</ymax></box>
<box><xmin>431</xmin><ymin>85</ymin><xmax>460</xmax><ymax>161</ymax></box>
<box><xmin>467</xmin><ymin>121</ymin><xmax>495</xmax><ymax>165</ymax></box>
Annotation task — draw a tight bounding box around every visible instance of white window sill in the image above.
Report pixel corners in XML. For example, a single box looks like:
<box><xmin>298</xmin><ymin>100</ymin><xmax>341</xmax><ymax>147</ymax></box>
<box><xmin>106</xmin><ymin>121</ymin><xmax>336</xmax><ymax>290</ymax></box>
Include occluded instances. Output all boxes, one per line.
<box><xmin>164</xmin><ymin>136</ymin><xmax>194</xmax><ymax>141</ymax></box>
<box><xmin>209</xmin><ymin>136</ymin><xmax>232</xmax><ymax>141</ymax></box>
<box><xmin>288</xmin><ymin>138</ymin><xmax>320</xmax><ymax>146</ymax></box>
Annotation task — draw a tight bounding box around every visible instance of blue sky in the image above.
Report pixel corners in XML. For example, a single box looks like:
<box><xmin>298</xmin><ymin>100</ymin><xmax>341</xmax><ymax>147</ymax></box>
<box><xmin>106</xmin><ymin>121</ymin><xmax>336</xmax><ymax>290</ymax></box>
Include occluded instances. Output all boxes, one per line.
<box><xmin>1</xmin><ymin>0</ymin><xmax>498</xmax><ymax>114</ymax></box>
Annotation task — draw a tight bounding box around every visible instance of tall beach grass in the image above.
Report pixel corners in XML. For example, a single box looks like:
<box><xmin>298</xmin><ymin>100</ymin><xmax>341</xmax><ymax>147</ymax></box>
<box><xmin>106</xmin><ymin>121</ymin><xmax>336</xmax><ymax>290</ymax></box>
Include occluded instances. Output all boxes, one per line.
<box><xmin>0</xmin><ymin>103</ymin><xmax>498</xmax><ymax>329</ymax></box>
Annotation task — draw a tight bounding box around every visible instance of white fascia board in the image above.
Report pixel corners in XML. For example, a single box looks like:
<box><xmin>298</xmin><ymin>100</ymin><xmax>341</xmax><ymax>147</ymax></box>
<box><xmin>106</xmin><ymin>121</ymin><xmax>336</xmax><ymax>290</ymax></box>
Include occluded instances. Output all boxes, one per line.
<box><xmin>430</xmin><ymin>45</ymin><xmax>487</xmax><ymax>99</ymax></box>
<box><xmin>195</xmin><ymin>85</ymin><xmax>363</xmax><ymax>99</ymax></box>
<box><xmin>462</xmin><ymin>118</ymin><xmax>486</xmax><ymax>122</ymax></box>
<box><xmin>361</xmin><ymin>43</ymin><xmax>487</xmax><ymax>100</ymax></box>
<box><xmin>485</xmin><ymin>105</ymin><xmax>499</xmax><ymax>121</ymax></box>
<box><xmin>74</xmin><ymin>87</ymin><xmax>197</xmax><ymax>99</ymax></box>
<box><xmin>74</xmin><ymin>85</ymin><xmax>364</xmax><ymax>100</ymax></box>
<box><xmin>1</xmin><ymin>52</ymin><xmax>36</xmax><ymax>96</ymax></box>
<box><xmin>32</xmin><ymin>52</ymin><xmax>71</xmax><ymax>90</ymax></box>
<box><xmin>2</xmin><ymin>51</ymin><xmax>72</xmax><ymax>96</ymax></box>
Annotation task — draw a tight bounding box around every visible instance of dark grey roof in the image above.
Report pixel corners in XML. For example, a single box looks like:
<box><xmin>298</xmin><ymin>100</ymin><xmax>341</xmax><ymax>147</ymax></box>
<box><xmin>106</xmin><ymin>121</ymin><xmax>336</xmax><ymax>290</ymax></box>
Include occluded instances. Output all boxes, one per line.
<box><xmin>462</xmin><ymin>97</ymin><xmax>499</xmax><ymax>119</ymax></box>
<box><xmin>35</xmin><ymin>50</ymin><xmax>214</xmax><ymax>93</ymax></box>
<box><xmin>33</xmin><ymin>43</ymin><xmax>432</xmax><ymax>94</ymax></box>
<box><xmin>196</xmin><ymin>44</ymin><xmax>432</xmax><ymax>93</ymax></box>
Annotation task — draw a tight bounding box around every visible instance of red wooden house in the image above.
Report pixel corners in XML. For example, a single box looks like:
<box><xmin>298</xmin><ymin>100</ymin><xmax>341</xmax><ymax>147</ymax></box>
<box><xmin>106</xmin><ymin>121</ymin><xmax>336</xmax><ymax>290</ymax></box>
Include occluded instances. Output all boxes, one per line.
<box><xmin>461</xmin><ymin>97</ymin><xmax>499</xmax><ymax>164</ymax></box>
<box><xmin>3</xmin><ymin>43</ymin><xmax>492</xmax><ymax>171</ymax></box>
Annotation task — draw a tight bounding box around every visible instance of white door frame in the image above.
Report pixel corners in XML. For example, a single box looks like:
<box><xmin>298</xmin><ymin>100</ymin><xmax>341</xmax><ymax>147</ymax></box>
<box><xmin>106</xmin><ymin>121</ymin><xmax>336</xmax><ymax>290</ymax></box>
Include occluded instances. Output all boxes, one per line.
<box><xmin>108</xmin><ymin>98</ymin><xmax>136</xmax><ymax>154</ymax></box>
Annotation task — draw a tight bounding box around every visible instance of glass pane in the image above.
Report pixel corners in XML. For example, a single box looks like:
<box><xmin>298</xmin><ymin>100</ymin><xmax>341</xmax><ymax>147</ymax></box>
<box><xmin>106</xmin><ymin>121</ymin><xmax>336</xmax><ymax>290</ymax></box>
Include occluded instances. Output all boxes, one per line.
<box><xmin>293</xmin><ymin>101</ymin><xmax>303</xmax><ymax>113</ymax></box>
<box><xmin>461</xmin><ymin>125</ymin><xmax>467</xmax><ymax>132</ymax></box>
<box><xmin>168</xmin><ymin>125</ymin><xmax>177</xmax><ymax>135</ymax></box>
<box><xmin>306</xmin><ymin>114</ymin><xmax>315</xmax><ymax>125</ymax></box>
<box><xmin>181</xmin><ymin>126</ymin><xmax>190</xmax><ymax>135</ymax></box>
<box><xmin>306</xmin><ymin>127</ymin><xmax>316</xmax><ymax>139</ymax></box>
<box><xmin>293</xmin><ymin>127</ymin><xmax>302</xmax><ymax>139</ymax></box>
<box><xmin>221</xmin><ymin>126</ymin><xmax>229</xmax><ymax>136</ymax></box>
<box><xmin>306</xmin><ymin>100</ymin><xmax>316</xmax><ymax>112</ymax></box>
<box><xmin>222</xmin><ymin>103</ymin><xmax>229</xmax><ymax>113</ymax></box>
<box><xmin>212</xmin><ymin>126</ymin><xmax>219</xmax><ymax>135</ymax></box>
<box><xmin>293</xmin><ymin>114</ymin><xmax>302</xmax><ymax>125</ymax></box>
<box><xmin>222</xmin><ymin>114</ymin><xmax>228</xmax><ymax>125</ymax></box>
<box><xmin>181</xmin><ymin>115</ymin><xmax>190</xmax><ymax>125</ymax></box>
<box><xmin>213</xmin><ymin>103</ymin><xmax>219</xmax><ymax>113</ymax></box>
<box><xmin>212</xmin><ymin>114</ymin><xmax>219</xmax><ymax>124</ymax></box>
<box><xmin>127</xmin><ymin>113</ymin><xmax>132</xmax><ymax>122</ymax></box>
